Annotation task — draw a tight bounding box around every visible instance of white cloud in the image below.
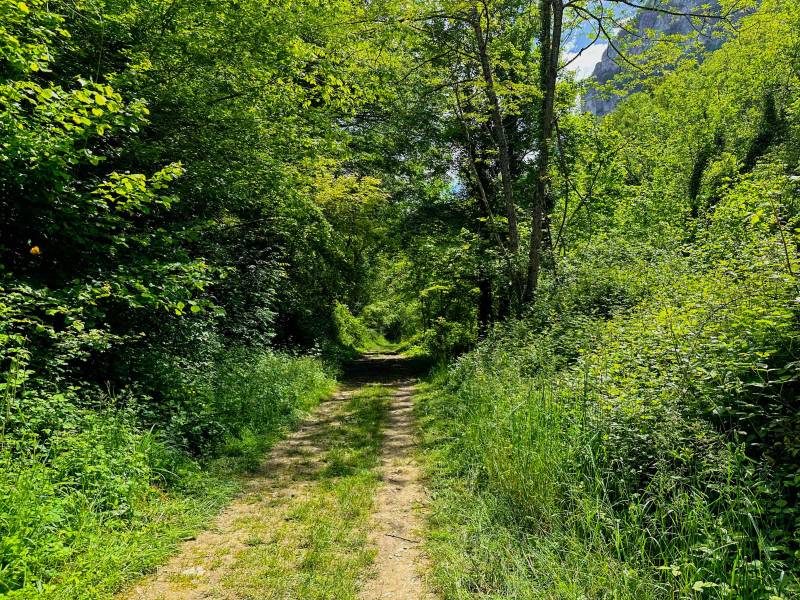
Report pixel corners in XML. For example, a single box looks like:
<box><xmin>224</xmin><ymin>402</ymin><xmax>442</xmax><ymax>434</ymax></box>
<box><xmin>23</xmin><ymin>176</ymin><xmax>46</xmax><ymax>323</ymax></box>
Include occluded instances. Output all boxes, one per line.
<box><xmin>564</xmin><ymin>42</ymin><xmax>608</xmax><ymax>80</ymax></box>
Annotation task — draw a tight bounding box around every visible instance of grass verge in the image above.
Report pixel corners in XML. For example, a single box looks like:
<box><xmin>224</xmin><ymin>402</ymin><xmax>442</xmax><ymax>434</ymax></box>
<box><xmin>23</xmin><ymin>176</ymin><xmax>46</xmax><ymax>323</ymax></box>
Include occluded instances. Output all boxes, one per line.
<box><xmin>415</xmin><ymin>374</ymin><xmax>657</xmax><ymax>600</ymax></box>
<box><xmin>0</xmin><ymin>352</ymin><xmax>335</xmax><ymax>599</ymax></box>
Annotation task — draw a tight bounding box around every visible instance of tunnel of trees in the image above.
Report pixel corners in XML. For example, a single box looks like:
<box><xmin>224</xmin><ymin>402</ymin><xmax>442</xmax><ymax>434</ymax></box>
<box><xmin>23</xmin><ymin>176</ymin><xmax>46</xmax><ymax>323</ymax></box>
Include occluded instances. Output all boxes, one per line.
<box><xmin>1</xmin><ymin>0</ymin><xmax>799</xmax><ymax>597</ymax></box>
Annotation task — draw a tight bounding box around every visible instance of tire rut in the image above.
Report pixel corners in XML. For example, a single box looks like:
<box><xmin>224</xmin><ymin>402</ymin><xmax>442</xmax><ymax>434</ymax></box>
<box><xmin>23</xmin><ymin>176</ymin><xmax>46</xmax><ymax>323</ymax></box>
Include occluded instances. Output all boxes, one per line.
<box><xmin>119</xmin><ymin>353</ymin><xmax>434</xmax><ymax>600</ymax></box>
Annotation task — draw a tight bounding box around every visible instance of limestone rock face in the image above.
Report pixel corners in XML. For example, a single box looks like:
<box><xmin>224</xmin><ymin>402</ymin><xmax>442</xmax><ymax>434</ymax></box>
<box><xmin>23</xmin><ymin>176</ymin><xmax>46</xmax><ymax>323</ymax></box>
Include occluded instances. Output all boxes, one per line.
<box><xmin>583</xmin><ymin>0</ymin><xmax>724</xmax><ymax>116</ymax></box>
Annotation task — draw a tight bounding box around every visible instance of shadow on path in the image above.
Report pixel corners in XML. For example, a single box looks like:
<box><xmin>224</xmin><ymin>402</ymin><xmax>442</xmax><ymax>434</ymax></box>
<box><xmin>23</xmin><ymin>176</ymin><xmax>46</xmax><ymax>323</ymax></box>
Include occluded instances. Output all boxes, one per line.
<box><xmin>341</xmin><ymin>352</ymin><xmax>430</xmax><ymax>385</ymax></box>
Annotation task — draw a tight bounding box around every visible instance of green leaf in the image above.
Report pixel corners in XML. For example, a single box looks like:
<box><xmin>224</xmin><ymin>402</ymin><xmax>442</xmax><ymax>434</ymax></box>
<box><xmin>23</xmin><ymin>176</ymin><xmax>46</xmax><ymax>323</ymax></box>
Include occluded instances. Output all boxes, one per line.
<box><xmin>692</xmin><ymin>581</ymin><xmax>718</xmax><ymax>592</ymax></box>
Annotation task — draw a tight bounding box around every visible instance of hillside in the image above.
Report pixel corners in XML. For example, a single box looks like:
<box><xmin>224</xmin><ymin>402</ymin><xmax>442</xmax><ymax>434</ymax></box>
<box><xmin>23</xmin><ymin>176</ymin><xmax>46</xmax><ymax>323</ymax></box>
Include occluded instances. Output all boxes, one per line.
<box><xmin>584</xmin><ymin>0</ymin><xmax>727</xmax><ymax>114</ymax></box>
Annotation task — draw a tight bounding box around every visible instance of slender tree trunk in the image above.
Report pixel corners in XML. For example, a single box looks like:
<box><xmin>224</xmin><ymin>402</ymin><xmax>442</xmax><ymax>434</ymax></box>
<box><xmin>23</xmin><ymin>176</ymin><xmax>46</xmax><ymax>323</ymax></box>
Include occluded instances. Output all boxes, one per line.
<box><xmin>477</xmin><ymin>269</ymin><xmax>493</xmax><ymax>338</ymax></box>
<box><xmin>524</xmin><ymin>0</ymin><xmax>562</xmax><ymax>302</ymax></box>
<box><xmin>471</xmin><ymin>6</ymin><xmax>520</xmax><ymax>259</ymax></box>
<box><xmin>456</xmin><ymin>79</ymin><xmax>517</xmax><ymax>314</ymax></box>
<box><xmin>463</xmin><ymin>116</ymin><xmax>496</xmax><ymax>339</ymax></box>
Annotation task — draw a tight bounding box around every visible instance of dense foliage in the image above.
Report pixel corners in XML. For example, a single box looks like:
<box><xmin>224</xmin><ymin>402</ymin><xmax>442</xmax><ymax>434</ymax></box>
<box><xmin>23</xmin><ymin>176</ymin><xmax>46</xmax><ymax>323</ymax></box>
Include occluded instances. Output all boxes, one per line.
<box><xmin>413</xmin><ymin>0</ymin><xmax>800</xmax><ymax>598</ymax></box>
<box><xmin>2</xmin><ymin>0</ymin><xmax>799</xmax><ymax>596</ymax></box>
<box><xmin>0</xmin><ymin>0</ymin><xmax>384</xmax><ymax>594</ymax></box>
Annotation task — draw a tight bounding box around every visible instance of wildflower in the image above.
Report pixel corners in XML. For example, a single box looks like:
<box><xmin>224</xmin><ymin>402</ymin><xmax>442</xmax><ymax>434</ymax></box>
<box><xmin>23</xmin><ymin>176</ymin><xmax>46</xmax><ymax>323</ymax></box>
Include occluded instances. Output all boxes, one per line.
<box><xmin>30</xmin><ymin>246</ymin><xmax>41</xmax><ymax>255</ymax></box>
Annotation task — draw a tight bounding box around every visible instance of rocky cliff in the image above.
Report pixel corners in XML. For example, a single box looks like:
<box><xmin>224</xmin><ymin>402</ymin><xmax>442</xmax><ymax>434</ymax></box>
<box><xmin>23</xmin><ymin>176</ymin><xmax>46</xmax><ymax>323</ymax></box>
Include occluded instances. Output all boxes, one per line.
<box><xmin>584</xmin><ymin>0</ymin><xmax>725</xmax><ymax>115</ymax></box>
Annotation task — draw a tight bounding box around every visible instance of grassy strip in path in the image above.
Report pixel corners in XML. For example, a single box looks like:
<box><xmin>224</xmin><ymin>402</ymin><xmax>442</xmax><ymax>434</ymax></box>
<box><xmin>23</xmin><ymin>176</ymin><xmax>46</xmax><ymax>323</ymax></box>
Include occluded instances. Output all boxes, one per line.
<box><xmin>217</xmin><ymin>384</ymin><xmax>390</xmax><ymax>599</ymax></box>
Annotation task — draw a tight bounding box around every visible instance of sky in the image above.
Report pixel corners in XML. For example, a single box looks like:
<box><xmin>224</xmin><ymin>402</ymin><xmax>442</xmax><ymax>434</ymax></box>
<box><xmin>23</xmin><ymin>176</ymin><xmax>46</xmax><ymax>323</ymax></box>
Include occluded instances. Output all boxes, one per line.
<box><xmin>565</xmin><ymin>42</ymin><xmax>608</xmax><ymax>79</ymax></box>
<box><xmin>560</xmin><ymin>9</ymin><xmax>631</xmax><ymax>80</ymax></box>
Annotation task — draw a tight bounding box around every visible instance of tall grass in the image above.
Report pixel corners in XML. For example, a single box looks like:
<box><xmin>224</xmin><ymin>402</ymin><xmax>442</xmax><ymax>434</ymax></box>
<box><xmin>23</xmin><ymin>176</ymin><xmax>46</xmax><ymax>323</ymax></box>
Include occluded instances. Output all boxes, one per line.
<box><xmin>418</xmin><ymin>322</ymin><xmax>798</xmax><ymax>599</ymax></box>
<box><xmin>418</xmin><ymin>370</ymin><xmax>655</xmax><ymax>599</ymax></box>
<box><xmin>0</xmin><ymin>350</ymin><xmax>334</xmax><ymax>598</ymax></box>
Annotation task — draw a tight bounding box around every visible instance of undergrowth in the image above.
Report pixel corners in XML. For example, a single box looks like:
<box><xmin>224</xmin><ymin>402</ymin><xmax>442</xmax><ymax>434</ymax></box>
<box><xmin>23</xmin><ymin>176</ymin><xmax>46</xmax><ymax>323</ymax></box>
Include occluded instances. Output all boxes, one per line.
<box><xmin>417</xmin><ymin>232</ymin><xmax>800</xmax><ymax>598</ymax></box>
<box><xmin>0</xmin><ymin>351</ymin><xmax>334</xmax><ymax>598</ymax></box>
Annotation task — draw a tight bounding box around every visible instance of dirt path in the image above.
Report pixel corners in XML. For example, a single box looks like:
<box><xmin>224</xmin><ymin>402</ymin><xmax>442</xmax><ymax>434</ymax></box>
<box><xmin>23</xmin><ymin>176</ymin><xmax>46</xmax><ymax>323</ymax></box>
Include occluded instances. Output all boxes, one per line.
<box><xmin>120</xmin><ymin>353</ymin><xmax>433</xmax><ymax>600</ymax></box>
<box><xmin>361</xmin><ymin>380</ymin><xmax>434</xmax><ymax>600</ymax></box>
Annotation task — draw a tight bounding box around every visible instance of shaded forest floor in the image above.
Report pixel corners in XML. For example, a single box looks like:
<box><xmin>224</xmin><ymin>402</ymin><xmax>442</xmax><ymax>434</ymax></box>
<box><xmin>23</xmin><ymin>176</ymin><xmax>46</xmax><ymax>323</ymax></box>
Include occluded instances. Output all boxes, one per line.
<box><xmin>119</xmin><ymin>353</ymin><xmax>433</xmax><ymax>600</ymax></box>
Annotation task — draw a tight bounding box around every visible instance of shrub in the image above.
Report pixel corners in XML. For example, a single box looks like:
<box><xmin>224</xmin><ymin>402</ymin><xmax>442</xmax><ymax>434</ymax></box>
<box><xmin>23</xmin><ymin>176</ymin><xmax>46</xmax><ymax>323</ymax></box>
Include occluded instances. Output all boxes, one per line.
<box><xmin>332</xmin><ymin>302</ymin><xmax>377</xmax><ymax>352</ymax></box>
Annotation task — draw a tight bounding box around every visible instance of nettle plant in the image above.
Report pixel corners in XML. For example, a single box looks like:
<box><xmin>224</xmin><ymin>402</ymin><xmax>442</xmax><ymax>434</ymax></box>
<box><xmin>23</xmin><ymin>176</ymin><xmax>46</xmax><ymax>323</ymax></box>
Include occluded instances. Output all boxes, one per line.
<box><xmin>0</xmin><ymin>0</ymin><xmax>216</xmax><ymax>418</ymax></box>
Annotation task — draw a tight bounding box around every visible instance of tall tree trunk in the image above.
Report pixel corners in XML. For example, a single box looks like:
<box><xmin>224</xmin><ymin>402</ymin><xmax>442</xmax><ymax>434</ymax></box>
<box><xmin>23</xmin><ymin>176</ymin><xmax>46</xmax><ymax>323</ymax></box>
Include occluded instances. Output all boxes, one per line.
<box><xmin>477</xmin><ymin>269</ymin><xmax>493</xmax><ymax>338</ymax></box>
<box><xmin>471</xmin><ymin>5</ymin><xmax>521</xmax><ymax>261</ymax></box>
<box><xmin>524</xmin><ymin>0</ymin><xmax>562</xmax><ymax>302</ymax></box>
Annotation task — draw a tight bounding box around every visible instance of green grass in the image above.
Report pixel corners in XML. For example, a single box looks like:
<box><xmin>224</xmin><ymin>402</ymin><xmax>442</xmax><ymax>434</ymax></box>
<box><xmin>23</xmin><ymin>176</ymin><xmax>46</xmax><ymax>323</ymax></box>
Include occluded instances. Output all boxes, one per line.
<box><xmin>218</xmin><ymin>384</ymin><xmax>390</xmax><ymax>599</ymax></box>
<box><xmin>0</xmin><ymin>352</ymin><xmax>336</xmax><ymax>599</ymax></box>
<box><xmin>416</xmin><ymin>334</ymin><xmax>799</xmax><ymax>600</ymax></box>
<box><xmin>415</xmin><ymin>378</ymin><xmax>658</xmax><ymax>600</ymax></box>
<box><xmin>34</xmin><ymin>475</ymin><xmax>240</xmax><ymax>599</ymax></box>
<box><xmin>0</xmin><ymin>443</ymin><xmax>244</xmax><ymax>599</ymax></box>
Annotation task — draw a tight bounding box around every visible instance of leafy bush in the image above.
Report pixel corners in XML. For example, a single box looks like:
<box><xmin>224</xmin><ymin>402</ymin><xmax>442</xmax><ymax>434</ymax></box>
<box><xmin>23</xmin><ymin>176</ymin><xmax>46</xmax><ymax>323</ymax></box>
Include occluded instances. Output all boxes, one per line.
<box><xmin>420</xmin><ymin>318</ymin><xmax>475</xmax><ymax>361</ymax></box>
<box><xmin>332</xmin><ymin>302</ymin><xmax>380</xmax><ymax>353</ymax></box>
<box><xmin>361</xmin><ymin>298</ymin><xmax>419</xmax><ymax>342</ymax></box>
